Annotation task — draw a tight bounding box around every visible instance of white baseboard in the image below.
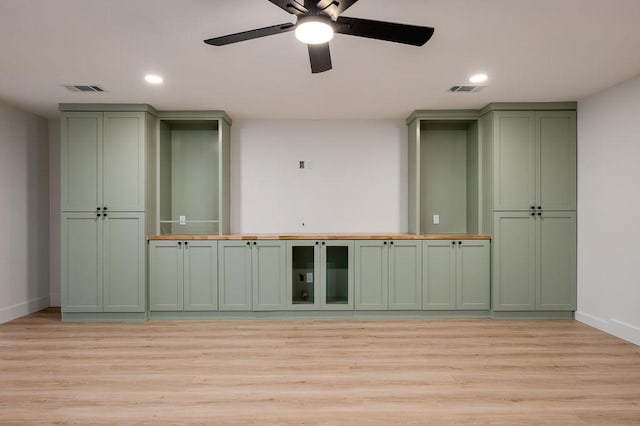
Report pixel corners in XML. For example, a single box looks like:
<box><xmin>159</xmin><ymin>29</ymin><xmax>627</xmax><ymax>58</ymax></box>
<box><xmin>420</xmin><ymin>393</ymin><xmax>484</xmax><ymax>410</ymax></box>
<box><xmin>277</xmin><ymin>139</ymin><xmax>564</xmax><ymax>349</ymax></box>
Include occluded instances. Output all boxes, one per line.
<box><xmin>0</xmin><ymin>296</ymin><xmax>50</xmax><ymax>324</ymax></box>
<box><xmin>576</xmin><ymin>311</ymin><xmax>640</xmax><ymax>346</ymax></box>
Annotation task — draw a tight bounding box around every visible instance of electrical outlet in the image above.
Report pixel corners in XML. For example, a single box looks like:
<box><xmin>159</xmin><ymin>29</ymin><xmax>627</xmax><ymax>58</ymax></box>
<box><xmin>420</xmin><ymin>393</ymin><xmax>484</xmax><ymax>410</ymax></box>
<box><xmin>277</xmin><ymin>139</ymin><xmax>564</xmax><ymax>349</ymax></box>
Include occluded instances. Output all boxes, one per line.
<box><xmin>433</xmin><ymin>214</ymin><xmax>440</xmax><ymax>225</ymax></box>
<box><xmin>179</xmin><ymin>215</ymin><xmax>186</xmax><ymax>225</ymax></box>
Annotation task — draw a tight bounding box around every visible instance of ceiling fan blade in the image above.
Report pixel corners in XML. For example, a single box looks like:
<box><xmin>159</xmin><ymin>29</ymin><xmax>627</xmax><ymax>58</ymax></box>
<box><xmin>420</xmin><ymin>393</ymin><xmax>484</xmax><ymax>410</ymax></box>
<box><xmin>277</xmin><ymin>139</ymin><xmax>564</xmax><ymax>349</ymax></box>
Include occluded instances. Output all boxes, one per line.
<box><xmin>204</xmin><ymin>22</ymin><xmax>295</xmax><ymax>46</ymax></box>
<box><xmin>316</xmin><ymin>0</ymin><xmax>360</xmax><ymax>20</ymax></box>
<box><xmin>308</xmin><ymin>43</ymin><xmax>332</xmax><ymax>73</ymax></box>
<box><xmin>335</xmin><ymin>16</ymin><xmax>434</xmax><ymax>46</ymax></box>
<box><xmin>268</xmin><ymin>0</ymin><xmax>308</xmax><ymax>15</ymax></box>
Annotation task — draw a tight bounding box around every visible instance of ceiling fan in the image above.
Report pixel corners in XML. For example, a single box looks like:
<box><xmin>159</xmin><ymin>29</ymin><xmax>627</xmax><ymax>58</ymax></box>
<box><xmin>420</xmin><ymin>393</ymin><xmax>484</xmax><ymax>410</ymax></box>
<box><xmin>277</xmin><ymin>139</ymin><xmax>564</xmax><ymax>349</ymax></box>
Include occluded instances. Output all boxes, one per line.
<box><xmin>204</xmin><ymin>0</ymin><xmax>435</xmax><ymax>73</ymax></box>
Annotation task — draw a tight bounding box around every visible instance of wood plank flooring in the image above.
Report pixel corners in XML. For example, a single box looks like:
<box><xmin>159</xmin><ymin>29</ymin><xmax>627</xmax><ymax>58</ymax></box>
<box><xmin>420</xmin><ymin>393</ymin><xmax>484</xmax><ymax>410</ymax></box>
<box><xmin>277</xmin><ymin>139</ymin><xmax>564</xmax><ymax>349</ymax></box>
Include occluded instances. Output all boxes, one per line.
<box><xmin>1</xmin><ymin>309</ymin><xmax>639</xmax><ymax>425</ymax></box>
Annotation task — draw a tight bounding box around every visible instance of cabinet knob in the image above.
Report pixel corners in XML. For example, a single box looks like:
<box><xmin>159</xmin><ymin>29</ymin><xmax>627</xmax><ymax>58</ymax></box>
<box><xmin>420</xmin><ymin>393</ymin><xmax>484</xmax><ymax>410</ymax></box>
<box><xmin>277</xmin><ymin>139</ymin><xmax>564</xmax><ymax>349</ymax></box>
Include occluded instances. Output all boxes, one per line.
<box><xmin>321</xmin><ymin>242</ymin><xmax>325</xmax><ymax>245</ymax></box>
<box><xmin>531</xmin><ymin>206</ymin><xmax>535</xmax><ymax>210</ymax></box>
<box><xmin>383</xmin><ymin>241</ymin><xmax>387</xmax><ymax>245</ymax></box>
<box><xmin>537</xmin><ymin>206</ymin><xmax>541</xmax><ymax>210</ymax></box>
<box><xmin>315</xmin><ymin>241</ymin><xmax>319</xmax><ymax>245</ymax></box>
<box><xmin>246</xmin><ymin>241</ymin><xmax>250</xmax><ymax>246</ymax></box>
<box><xmin>103</xmin><ymin>206</ymin><xmax>108</xmax><ymax>211</ymax></box>
<box><xmin>103</xmin><ymin>213</ymin><xmax>107</xmax><ymax>217</ymax></box>
<box><xmin>452</xmin><ymin>241</ymin><xmax>455</xmax><ymax>245</ymax></box>
<box><xmin>390</xmin><ymin>241</ymin><xmax>394</xmax><ymax>245</ymax></box>
<box><xmin>537</xmin><ymin>212</ymin><xmax>542</xmax><ymax>216</ymax></box>
<box><xmin>96</xmin><ymin>207</ymin><xmax>101</xmax><ymax>211</ymax></box>
<box><xmin>178</xmin><ymin>241</ymin><xmax>182</xmax><ymax>246</ymax></box>
<box><xmin>184</xmin><ymin>241</ymin><xmax>188</xmax><ymax>246</ymax></box>
<box><xmin>96</xmin><ymin>213</ymin><xmax>101</xmax><ymax>217</ymax></box>
<box><xmin>253</xmin><ymin>241</ymin><xmax>257</xmax><ymax>245</ymax></box>
<box><xmin>531</xmin><ymin>212</ymin><xmax>535</xmax><ymax>216</ymax></box>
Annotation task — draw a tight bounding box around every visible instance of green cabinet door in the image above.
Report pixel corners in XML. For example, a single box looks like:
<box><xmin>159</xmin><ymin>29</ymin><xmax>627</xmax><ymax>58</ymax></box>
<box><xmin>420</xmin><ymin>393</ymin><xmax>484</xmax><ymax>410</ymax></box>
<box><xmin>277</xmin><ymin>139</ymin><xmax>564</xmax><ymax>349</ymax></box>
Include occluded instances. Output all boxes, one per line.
<box><xmin>184</xmin><ymin>241</ymin><xmax>218</xmax><ymax>311</ymax></box>
<box><xmin>103</xmin><ymin>112</ymin><xmax>146</xmax><ymax>212</ymax></box>
<box><xmin>61</xmin><ymin>113</ymin><xmax>102</xmax><ymax>212</ymax></box>
<box><xmin>102</xmin><ymin>212</ymin><xmax>146</xmax><ymax>312</ymax></box>
<box><xmin>493</xmin><ymin>212</ymin><xmax>536</xmax><ymax>311</ymax></box>
<box><xmin>493</xmin><ymin>111</ymin><xmax>536</xmax><ymax>211</ymax></box>
<box><xmin>536</xmin><ymin>111</ymin><xmax>577</xmax><ymax>211</ymax></box>
<box><xmin>355</xmin><ymin>240</ymin><xmax>388</xmax><ymax>310</ymax></box>
<box><xmin>388</xmin><ymin>240</ymin><xmax>422</xmax><ymax>310</ymax></box>
<box><xmin>422</xmin><ymin>240</ymin><xmax>456</xmax><ymax>310</ymax></box>
<box><xmin>457</xmin><ymin>240</ymin><xmax>490</xmax><ymax>310</ymax></box>
<box><xmin>320</xmin><ymin>241</ymin><xmax>354</xmax><ymax>310</ymax></box>
<box><xmin>252</xmin><ymin>241</ymin><xmax>286</xmax><ymax>311</ymax></box>
<box><xmin>148</xmin><ymin>241</ymin><xmax>183</xmax><ymax>311</ymax></box>
<box><xmin>218</xmin><ymin>241</ymin><xmax>252</xmax><ymax>310</ymax></box>
<box><xmin>536</xmin><ymin>212</ymin><xmax>576</xmax><ymax>310</ymax></box>
<box><xmin>61</xmin><ymin>213</ymin><xmax>102</xmax><ymax>312</ymax></box>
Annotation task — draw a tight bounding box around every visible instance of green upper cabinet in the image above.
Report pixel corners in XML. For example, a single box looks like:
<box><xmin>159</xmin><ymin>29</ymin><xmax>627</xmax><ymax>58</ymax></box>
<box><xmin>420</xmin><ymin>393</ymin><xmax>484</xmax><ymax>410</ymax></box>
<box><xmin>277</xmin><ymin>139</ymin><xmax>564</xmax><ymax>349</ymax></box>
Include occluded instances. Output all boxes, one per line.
<box><xmin>286</xmin><ymin>240</ymin><xmax>354</xmax><ymax>311</ymax></box>
<box><xmin>156</xmin><ymin>112</ymin><xmax>232</xmax><ymax>235</ymax></box>
<box><xmin>355</xmin><ymin>240</ymin><xmax>422</xmax><ymax>310</ymax></box>
<box><xmin>489</xmin><ymin>109</ymin><xmax>576</xmax><ymax>211</ymax></box>
<box><xmin>61</xmin><ymin>110</ymin><xmax>148</xmax><ymax>212</ymax></box>
<box><xmin>149</xmin><ymin>240</ymin><xmax>218</xmax><ymax>312</ymax></box>
<box><xmin>493</xmin><ymin>211</ymin><xmax>576</xmax><ymax>311</ymax></box>
<box><xmin>422</xmin><ymin>240</ymin><xmax>490</xmax><ymax>310</ymax></box>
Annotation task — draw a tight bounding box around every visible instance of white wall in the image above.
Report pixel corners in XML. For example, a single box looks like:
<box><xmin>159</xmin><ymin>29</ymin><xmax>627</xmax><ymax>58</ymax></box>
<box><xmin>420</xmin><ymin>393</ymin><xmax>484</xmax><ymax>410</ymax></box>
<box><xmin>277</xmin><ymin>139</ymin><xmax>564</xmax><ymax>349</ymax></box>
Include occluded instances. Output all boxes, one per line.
<box><xmin>576</xmin><ymin>74</ymin><xmax>640</xmax><ymax>345</ymax></box>
<box><xmin>0</xmin><ymin>99</ymin><xmax>50</xmax><ymax>323</ymax></box>
<box><xmin>231</xmin><ymin>120</ymin><xmax>407</xmax><ymax>233</ymax></box>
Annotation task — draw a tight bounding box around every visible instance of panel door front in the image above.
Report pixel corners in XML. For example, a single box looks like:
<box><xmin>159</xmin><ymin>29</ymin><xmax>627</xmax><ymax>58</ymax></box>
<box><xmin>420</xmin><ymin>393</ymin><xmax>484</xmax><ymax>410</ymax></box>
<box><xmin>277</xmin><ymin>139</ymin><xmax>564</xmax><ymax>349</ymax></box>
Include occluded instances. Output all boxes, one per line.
<box><xmin>493</xmin><ymin>212</ymin><xmax>536</xmax><ymax>310</ymax></box>
<box><xmin>103</xmin><ymin>112</ymin><xmax>146</xmax><ymax>211</ymax></box>
<box><xmin>184</xmin><ymin>241</ymin><xmax>218</xmax><ymax>311</ymax></box>
<box><xmin>493</xmin><ymin>111</ymin><xmax>535</xmax><ymax>210</ymax></box>
<box><xmin>61</xmin><ymin>113</ymin><xmax>102</xmax><ymax>212</ymax></box>
<box><xmin>252</xmin><ymin>241</ymin><xmax>286</xmax><ymax>311</ymax></box>
<box><xmin>148</xmin><ymin>241</ymin><xmax>183</xmax><ymax>311</ymax></box>
<box><xmin>536</xmin><ymin>111</ymin><xmax>577</xmax><ymax>211</ymax></box>
<box><xmin>102</xmin><ymin>212</ymin><xmax>145</xmax><ymax>312</ymax></box>
<box><xmin>422</xmin><ymin>240</ymin><xmax>455</xmax><ymax>310</ymax></box>
<box><xmin>388</xmin><ymin>240</ymin><xmax>422</xmax><ymax>310</ymax></box>
<box><xmin>457</xmin><ymin>240</ymin><xmax>490</xmax><ymax>310</ymax></box>
<box><xmin>536</xmin><ymin>212</ymin><xmax>576</xmax><ymax>310</ymax></box>
<box><xmin>354</xmin><ymin>241</ymin><xmax>388</xmax><ymax>310</ymax></box>
<box><xmin>218</xmin><ymin>241</ymin><xmax>252</xmax><ymax>310</ymax></box>
<box><xmin>61</xmin><ymin>213</ymin><xmax>101</xmax><ymax>312</ymax></box>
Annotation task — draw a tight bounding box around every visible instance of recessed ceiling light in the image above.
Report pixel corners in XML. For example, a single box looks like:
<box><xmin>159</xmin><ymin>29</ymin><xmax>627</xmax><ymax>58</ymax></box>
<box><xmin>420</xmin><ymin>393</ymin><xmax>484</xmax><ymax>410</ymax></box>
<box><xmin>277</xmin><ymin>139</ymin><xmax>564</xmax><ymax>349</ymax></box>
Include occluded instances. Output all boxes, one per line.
<box><xmin>469</xmin><ymin>73</ymin><xmax>488</xmax><ymax>84</ymax></box>
<box><xmin>144</xmin><ymin>74</ymin><xmax>164</xmax><ymax>84</ymax></box>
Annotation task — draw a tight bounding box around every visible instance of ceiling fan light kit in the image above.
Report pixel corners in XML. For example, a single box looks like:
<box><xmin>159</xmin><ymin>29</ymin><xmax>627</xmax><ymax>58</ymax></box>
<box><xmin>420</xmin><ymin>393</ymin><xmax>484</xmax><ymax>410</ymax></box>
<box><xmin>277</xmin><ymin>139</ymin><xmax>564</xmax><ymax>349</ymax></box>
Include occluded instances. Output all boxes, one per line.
<box><xmin>295</xmin><ymin>15</ymin><xmax>334</xmax><ymax>44</ymax></box>
<box><xmin>204</xmin><ymin>0</ymin><xmax>434</xmax><ymax>74</ymax></box>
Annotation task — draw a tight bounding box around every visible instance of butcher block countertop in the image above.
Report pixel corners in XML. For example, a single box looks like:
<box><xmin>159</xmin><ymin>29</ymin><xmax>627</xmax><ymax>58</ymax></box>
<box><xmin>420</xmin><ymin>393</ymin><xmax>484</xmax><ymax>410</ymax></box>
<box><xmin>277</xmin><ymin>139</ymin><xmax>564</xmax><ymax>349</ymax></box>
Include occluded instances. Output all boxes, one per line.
<box><xmin>147</xmin><ymin>233</ymin><xmax>491</xmax><ymax>241</ymax></box>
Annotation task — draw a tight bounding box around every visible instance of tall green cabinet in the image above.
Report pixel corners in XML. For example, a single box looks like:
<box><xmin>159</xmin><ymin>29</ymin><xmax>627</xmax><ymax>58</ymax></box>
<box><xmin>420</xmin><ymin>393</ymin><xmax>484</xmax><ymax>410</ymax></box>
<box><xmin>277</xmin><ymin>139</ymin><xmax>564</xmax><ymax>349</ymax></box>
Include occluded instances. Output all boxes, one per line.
<box><xmin>481</xmin><ymin>104</ymin><xmax>577</xmax><ymax>314</ymax></box>
<box><xmin>60</xmin><ymin>104</ymin><xmax>156</xmax><ymax>320</ymax></box>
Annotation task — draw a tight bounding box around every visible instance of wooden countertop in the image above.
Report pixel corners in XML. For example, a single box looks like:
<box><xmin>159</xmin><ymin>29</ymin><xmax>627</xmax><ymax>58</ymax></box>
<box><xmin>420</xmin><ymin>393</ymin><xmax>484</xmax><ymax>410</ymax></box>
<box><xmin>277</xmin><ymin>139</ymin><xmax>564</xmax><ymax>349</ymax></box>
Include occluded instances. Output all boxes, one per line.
<box><xmin>147</xmin><ymin>233</ymin><xmax>491</xmax><ymax>241</ymax></box>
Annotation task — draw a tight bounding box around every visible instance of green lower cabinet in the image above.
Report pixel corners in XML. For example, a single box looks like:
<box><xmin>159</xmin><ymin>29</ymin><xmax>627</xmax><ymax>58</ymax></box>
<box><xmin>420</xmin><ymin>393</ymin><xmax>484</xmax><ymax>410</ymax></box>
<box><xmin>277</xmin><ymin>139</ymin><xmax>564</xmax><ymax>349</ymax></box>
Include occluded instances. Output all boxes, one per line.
<box><xmin>286</xmin><ymin>240</ymin><xmax>354</xmax><ymax>310</ymax></box>
<box><xmin>355</xmin><ymin>240</ymin><xmax>422</xmax><ymax>310</ymax></box>
<box><xmin>252</xmin><ymin>241</ymin><xmax>287</xmax><ymax>311</ymax></box>
<box><xmin>62</xmin><ymin>212</ymin><xmax>145</xmax><ymax>314</ymax></box>
<box><xmin>422</xmin><ymin>240</ymin><xmax>490</xmax><ymax>310</ymax></box>
<box><xmin>218</xmin><ymin>241</ymin><xmax>286</xmax><ymax>311</ymax></box>
<box><xmin>149</xmin><ymin>240</ymin><xmax>218</xmax><ymax>312</ymax></box>
<box><xmin>493</xmin><ymin>211</ymin><xmax>576</xmax><ymax>311</ymax></box>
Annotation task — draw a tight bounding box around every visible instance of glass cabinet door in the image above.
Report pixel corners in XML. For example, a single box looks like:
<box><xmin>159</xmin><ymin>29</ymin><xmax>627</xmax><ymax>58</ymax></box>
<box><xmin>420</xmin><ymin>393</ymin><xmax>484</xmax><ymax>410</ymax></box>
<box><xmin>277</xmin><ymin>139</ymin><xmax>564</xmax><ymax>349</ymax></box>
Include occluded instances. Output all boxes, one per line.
<box><xmin>291</xmin><ymin>245</ymin><xmax>316</xmax><ymax>305</ymax></box>
<box><xmin>321</xmin><ymin>241</ymin><xmax>354</xmax><ymax>310</ymax></box>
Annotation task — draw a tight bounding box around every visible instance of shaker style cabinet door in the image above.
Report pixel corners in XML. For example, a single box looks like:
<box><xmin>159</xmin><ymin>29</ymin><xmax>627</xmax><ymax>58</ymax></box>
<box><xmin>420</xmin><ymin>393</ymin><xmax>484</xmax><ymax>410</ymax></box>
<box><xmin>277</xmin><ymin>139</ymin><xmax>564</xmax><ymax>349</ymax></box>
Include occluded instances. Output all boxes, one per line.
<box><xmin>388</xmin><ymin>240</ymin><xmax>422</xmax><ymax>310</ymax></box>
<box><xmin>218</xmin><ymin>241</ymin><xmax>253</xmax><ymax>311</ymax></box>
<box><xmin>354</xmin><ymin>241</ymin><xmax>389</xmax><ymax>310</ymax></box>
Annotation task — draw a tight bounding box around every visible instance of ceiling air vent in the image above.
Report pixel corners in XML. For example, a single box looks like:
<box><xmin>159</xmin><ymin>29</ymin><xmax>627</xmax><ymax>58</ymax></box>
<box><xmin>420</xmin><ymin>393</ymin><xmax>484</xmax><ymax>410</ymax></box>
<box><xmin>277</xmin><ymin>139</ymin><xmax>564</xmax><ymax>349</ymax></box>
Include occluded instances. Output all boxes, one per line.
<box><xmin>449</xmin><ymin>85</ymin><xmax>483</xmax><ymax>93</ymax></box>
<box><xmin>64</xmin><ymin>85</ymin><xmax>105</xmax><ymax>92</ymax></box>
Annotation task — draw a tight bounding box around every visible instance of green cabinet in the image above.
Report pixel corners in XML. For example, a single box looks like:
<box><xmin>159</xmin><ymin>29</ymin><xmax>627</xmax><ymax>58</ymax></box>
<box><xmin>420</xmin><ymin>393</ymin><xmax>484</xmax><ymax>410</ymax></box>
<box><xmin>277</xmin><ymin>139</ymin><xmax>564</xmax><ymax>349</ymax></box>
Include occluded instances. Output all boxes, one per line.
<box><xmin>422</xmin><ymin>240</ymin><xmax>490</xmax><ymax>310</ymax></box>
<box><xmin>61</xmin><ymin>111</ymin><xmax>147</xmax><ymax>212</ymax></box>
<box><xmin>286</xmin><ymin>240</ymin><xmax>354</xmax><ymax>310</ymax></box>
<box><xmin>148</xmin><ymin>240</ymin><xmax>218</xmax><ymax>311</ymax></box>
<box><xmin>61</xmin><ymin>212</ymin><xmax>145</xmax><ymax>313</ymax></box>
<box><xmin>218</xmin><ymin>241</ymin><xmax>286</xmax><ymax>311</ymax></box>
<box><xmin>490</xmin><ymin>110</ymin><xmax>576</xmax><ymax>211</ymax></box>
<box><xmin>354</xmin><ymin>240</ymin><xmax>422</xmax><ymax>310</ymax></box>
<box><xmin>493</xmin><ymin>211</ymin><xmax>576</xmax><ymax>311</ymax></box>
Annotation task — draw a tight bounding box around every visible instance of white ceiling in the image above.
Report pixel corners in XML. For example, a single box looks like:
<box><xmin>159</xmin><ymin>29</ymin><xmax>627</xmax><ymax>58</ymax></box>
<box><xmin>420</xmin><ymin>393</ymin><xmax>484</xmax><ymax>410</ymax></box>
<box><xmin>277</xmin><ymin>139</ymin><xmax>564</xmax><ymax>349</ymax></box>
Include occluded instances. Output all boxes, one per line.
<box><xmin>1</xmin><ymin>0</ymin><xmax>639</xmax><ymax>120</ymax></box>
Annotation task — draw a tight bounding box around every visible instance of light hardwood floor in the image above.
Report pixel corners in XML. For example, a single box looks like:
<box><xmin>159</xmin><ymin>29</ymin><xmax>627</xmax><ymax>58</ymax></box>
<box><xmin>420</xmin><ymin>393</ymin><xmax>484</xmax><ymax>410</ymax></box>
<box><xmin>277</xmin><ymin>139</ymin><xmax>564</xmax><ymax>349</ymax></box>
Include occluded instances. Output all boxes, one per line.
<box><xmin>1</xmin><ymin>309</ymin><xmax>639</xmax><ymax>425</ymax></box>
